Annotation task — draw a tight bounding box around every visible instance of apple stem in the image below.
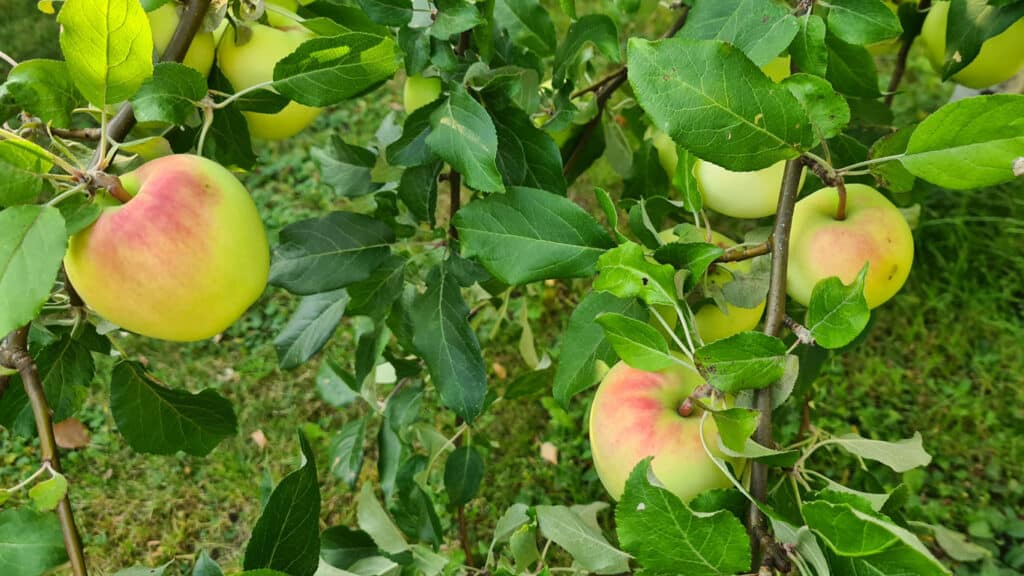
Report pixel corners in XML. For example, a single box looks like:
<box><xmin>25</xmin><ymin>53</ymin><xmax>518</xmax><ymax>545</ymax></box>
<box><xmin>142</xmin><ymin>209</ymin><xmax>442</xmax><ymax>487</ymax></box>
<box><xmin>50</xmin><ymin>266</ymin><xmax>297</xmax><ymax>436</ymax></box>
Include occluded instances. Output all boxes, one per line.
<box><xmin>85</xmin><ymin>171</ymin><xmax>132</xmax><ymax>204</ymax></box>
<box><xmin>834</xmin><ymin>179</ymin><xmax>848</xmax><ymax>221</ymax></box>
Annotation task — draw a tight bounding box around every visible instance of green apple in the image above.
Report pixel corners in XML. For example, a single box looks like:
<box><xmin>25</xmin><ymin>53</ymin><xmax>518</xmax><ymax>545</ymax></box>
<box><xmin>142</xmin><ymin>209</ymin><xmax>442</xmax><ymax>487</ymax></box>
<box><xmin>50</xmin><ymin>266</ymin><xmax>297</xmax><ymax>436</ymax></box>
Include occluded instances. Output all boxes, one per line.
<box><xmin>217</xmin><ymin>23</ymin><xmax>322</xmax><ymax>140</ymax></box>
<box><xmin>694</xmin><ymin>159</ymin><xmax>805</xmax><ymax>219</ymax></box>
<box><xmin>264</xmin><ymin>0</ymin><xmax>301</xmax><ymax>29</ymax></box>
<box><xmin>403</xmin><ymin>75</ymin><xmax>443</xmax><ymax>115</ymax></box>
<box><xmin>64</xmin><ymin>154</ymin><xmax>269</xmax><ymax>342</ymax></box>
<box><xmin>787</xmin><ymin>183</ymin><xmax>914</xmax><ymax>309</ymax></box>
<box><xmin>589</xmin><ymin>359</ymin><xmax>743</xmax><ymax>502</ymax></box>
<box><xmin>761</xmin><ymin>55</ymin><xmax>791</xmax><ymax>83</ymax></box>
<box><xmin>921</xmin><ymin>1</ymin><xmax>1024</xmax><ymax>89</ymax></box>
<box><xmin>148</xmin><ymin>2</ymin><xmax>216</xmax><ymax>76</ymax></box>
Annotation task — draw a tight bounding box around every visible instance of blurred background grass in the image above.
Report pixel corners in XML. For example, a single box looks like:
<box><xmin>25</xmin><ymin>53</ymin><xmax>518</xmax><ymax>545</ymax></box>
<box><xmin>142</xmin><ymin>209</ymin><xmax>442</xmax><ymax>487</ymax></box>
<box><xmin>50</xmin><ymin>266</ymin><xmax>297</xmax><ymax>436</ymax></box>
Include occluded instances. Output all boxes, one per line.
<box><xmin>1</xmin><ymin>1</ymin><xmax>1022</xmax><ymax>574</ymax></box>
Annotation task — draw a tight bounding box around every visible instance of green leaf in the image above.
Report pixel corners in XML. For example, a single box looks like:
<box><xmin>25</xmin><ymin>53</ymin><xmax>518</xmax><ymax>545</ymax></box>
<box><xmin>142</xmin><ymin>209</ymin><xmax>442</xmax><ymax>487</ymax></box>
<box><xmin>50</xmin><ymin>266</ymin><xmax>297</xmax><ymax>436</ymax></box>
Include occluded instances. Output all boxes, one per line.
<box><xmin>388</xmin><ymin>99</ymin><xmax>442</xmax><ymax>167</ymax></box>
<box><xmin>595</xmin><ymin>313</ymin><xmax>676</xmax><ymax>371</ymax></box>
<box><xmin>455</xmin><ymin>186</ymin><xmax>613</xmax><ymax>285</ymax></box>
<box><xmin>312</xmin><ymin>136</ymin><xmax>381</xmax><ymax>198</ymax></box>
<box><xmin>790</xmin><ymin>14</ymin><xmax>828</xmax><ymax>77</ymax></box>
<box><xmin>321</xmin><ymin>526</ymin><xmax>380</xmax><ymax>570</ymax></box>
<box><xmin>652</xmin><ymin>242</ymin><xmax>724</xmax><ymax>292</ymax></box>
<box><xmin>431</xmin><ymin>0</ymin><xmax>482</xmax><ymax>38</ymax></box>
<box><xmin>201</xmin><ymin>102</ymin><xmax>256</xmax><ymax>169</ymax></box>
<box><xmin>869</xmin><ymin>125</ymin><xmax>917</xmax><ymax>194</ymax></box>
<box><xmin>346</xmin><ymin>255</ymin><xmax>407</xmax><ymax>320</ymax></box>
<box><xmin>225</xmin><ymin>89</ymin><xmax>289</xmax><ymax>114</ymax></box>
<box><xmin>316</xmin><ymin>359</ymin><xmax>361</xmax><ymax>408</ymax></box>
<box><xmin>535</xmin><ymin>505</ymin><xmax>630</xmax><ymax>574</ymax></box>
<box><xmin>615</xmin><ymin>459</ymin><xmax>751</xmax><ymax>575</ymax></box>
<box><xmin>493</xmin><ymin>0</ymin><xmax>557</xmax><ymax>57</ymax></box>
<box><xmin>4</xmin><ymin>59</ymin><xmax>81</xmax><ymax>127</ymax></box>
<box><xmin>0</xmin><ymin>508</ymin><xmax>67</xmax><ymax>576</ymax></box>
<box><xmin>9</xmin><ymin>331</ymin><xmax>94</xmax><ymax>432</ymax></box>
<box><xmin>0</xmin><ymin>139</ymin><xmax>55</xmax><ymax>206</ymax></box>
<box><xmin>426</xmin><ymin>87</ymin><xmax>504</xmax><ymax>193</ymax></box>
<box><xmin>58</xmin><ymin>0</ymin><xmax>153</xmax><ymax>104</ymax></box>
<box><xmin>712</xmin><ymin>408</ymin><xmax>760</xmax><ymax>453</ymax></box>
<box><xmin>192</xmin><ymin>550</ymin><xmax>224</xmax><ymax>576</ymax></box>
<box><xmin>553</xmin><ymin>291</ymin><xmax>646</xmax><ymax>405</ymax></box>
<box><xmin>273</xmin><ymin>33</ymin><xmax>400</xmax><ymax>107</ymax></box>
<box><xmin>553</xmin><ymin>15</ymin><xmax>620</xmax><ymax>86</ymax></box>
<box><xmin>594</xmin><ymin>242</ymin><xmax>677</xmax><ymax>307</ymax></box>
<box><xmin>829</xmin><ymin>432</ymin><xmax>933</xmax><ymax>472</ymax></box>
<box><xmin>0</xmin><ymin>206</ymin><xmax>66</xmax><ymax>338</ymax></box>
<box><xmin>628</xmin><ymin>38</ymin><xmax>816</xmax><ymax>171</ymax></box>
<box><xmin>354</xmin><ymin>0</ymin><xmax>412</xmax><ymax>26</ymax></box>
<box><xmin>330</xmin><ymin>417</ymin><xmax>367</xmax><ymax>487</ymax></box>
<box><xmin>130</xmin><ymin>62</ymin><xmax>206</xmax><ymax>125</ymax></box>
<box><xmin>55</xmin><ymin>194</ymin><xmax>102</xmax><ymax>235</ymax></box>
<box><xmin>493</xmin><ymin>108</ymin><xmax>567</xmax><ymax>194</ymax></box>
<box><xmin>28</xmin><ymin>473</ymin><xmax>67</xmax><ymax>512</ymax></box>
<box><xmin>825</xmin><ymin>33</ymin><xmax>881</xmax><ymax>97</ymax></box>
<box><xmin>673</xmin><ymin>148</ymin><xmax>703</xmax><ymax>212</ymax></box>
<box><xmin>113</xmin><ymin>565</ymin><xmax>170</xmax><ymax>576</ymax></box>
<box><xmin>357</xmin><ymin>483</ymin><xmax>409</xmax><ymax>555</ymax></box>
<box><xmin>901</xmin><ymin>94</ymin><xmax>1024</xmax><ymax>189</ymax></box>
<box><xmin>924</xmin><ymin>523</ymin><xmax>992</xmax><ymax>563</ymax></box>
<box><xmin>411</xmin><ymin>264</ymin><xmax>487</xmax><ymax>423</ymax></box>
<box><xmin>781</xmin><ymin>73</ymin><xmax>850</xmax><ymax>139</ymax></box>
<box><xmin>593</xmin><ymin>187</ymin><xmax>628</xmax><ymax>243</ymax></box>
<box><xmin>397</xmin><ymin>162</ymin><xmax>441</xmax><ymax>224</ymax></box>
<box><xmin>244</xmin><ymin>434</ymin><xmax>321</xmax><ymax>576</ymax></box>
<box><xmin>806</xmin><ymin>264</ymin><xmax>870</xmax><ymax>349</ymax></box>
<box><xmin>274</xmin><ymin>288</ymin><xmax>350</xmax><ymax>370</ymax></box>
<box><xmin>827</xmin><ymin>0</ymin><xmax>903</xmax><ymax>45</ymax></box>
<box><xmin>109</xmin><ymin>362</ymin><xmax>237</xmax><ymax>456</ymax></box>
<box><xmin>678</xmin><ymin>0</ymin><xmax>799</xmax><ymax>66</ymax></box>
<box><xmin>719</xmin><ymin>437</ymin><xmax>801</xmax><ymax>466</ymax></box>
<box><xmin>444</xmin><ymin>445</ymin><xmax>484</xmax><ymax>507</ymax></box>
<box><xmin>694</xmin><ymin>332</ymin><xmax>788</xmax><ymax>393</ymax></box>
<box><xmin>270</xmin><ymin>212</ymin><xmax>395</xmax><ymax>295</ymax></box>
<box><xmin>941</xmin><ymin>0</ymin><xmax>1024</xmax><ymax>80</ymax></box>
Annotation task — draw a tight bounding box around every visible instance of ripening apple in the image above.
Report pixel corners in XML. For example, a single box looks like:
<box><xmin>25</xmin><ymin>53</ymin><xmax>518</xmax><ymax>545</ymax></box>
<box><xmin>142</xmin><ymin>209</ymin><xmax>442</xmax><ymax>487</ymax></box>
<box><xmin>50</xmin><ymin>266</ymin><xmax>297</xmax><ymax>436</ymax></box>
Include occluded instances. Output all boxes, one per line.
<box><xmin>920</xmin><ymin>1</ymin><xmax>1024</xmax><ymax>89</ymax></box>
<box><xmin>64</xmin><ymin>155</ymin><xmax>270</xmax><ymax>342</ymax></box>
<box><xmin>787</xmin><ymin>184</ymin><xmax>914</xmax><ymax>309</ymax></box>
<box><xmin>148</xmin><ymin>2</ymin><xmax>216</xmax><ymax>76</ymax></box>
<box><xmin>694</xmin><ymin>159</ymin><xmax>805</xmax><ymax>219</ymax></box>
<box><xmin>403</xmin><ymin>75</ymin><xmax>443</xmax><ymax>115</ymax></box>
<box><xmin>217</xmin><ymin>23</ymin><xmax>322</xmax><ymax>140</ymax></box>
<box><xmin>589</xmin><ymin>359</ymin><xmax>743</xmax><ymax>502</ymax></box>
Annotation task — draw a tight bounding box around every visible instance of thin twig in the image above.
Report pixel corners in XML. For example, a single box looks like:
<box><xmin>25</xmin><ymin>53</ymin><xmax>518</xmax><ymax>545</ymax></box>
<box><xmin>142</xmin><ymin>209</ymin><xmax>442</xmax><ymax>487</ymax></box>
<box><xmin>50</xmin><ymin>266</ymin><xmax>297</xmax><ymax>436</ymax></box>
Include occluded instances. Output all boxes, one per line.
<box><xmin>715</xmin><ymin>240</ymin><xmax>772</xmax><ymax>263</ymax></box>
<box><xmin>1</xmin><ymin>328</ymin><xmax>88</xmax><ymax>576</ymax></box>
<box><xmin>0</xmin><ymin>50</ymin><xmax>17</xmax><ymax>68</ymax></box>
<box><xmin>748</xmin><ymin>158</ymin><xmax>804</xmax><ymax>570</ymax></box>
<box><xmin>884</xmin><ymin>36</ymin><xmax>913</xmax><ymax>107</ymax></box>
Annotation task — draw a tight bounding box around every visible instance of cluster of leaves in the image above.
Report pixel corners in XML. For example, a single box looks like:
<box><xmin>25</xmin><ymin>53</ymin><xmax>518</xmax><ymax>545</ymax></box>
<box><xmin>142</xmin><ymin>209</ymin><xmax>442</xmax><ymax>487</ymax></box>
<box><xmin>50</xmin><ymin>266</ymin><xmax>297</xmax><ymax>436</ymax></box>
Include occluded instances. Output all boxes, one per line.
<box><xmin>1</xmin><ymin>0</ymin><xmax>1024</xmax><ymax>574</ymax></box>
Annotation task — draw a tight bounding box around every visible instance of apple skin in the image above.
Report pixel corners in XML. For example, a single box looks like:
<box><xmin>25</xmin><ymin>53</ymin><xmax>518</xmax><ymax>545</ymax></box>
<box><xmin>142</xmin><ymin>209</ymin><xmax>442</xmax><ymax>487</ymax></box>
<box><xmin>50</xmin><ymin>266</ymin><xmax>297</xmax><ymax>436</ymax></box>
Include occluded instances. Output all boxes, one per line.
<box><xmin>64</xmin><ymin>154</ymin><xmax>269</xmax><ymax>342</ymax></box>
<box><xmin>217</xmin><ymin>24</ymin><xmax>322</xmax><ymax>140</ymax></box>
<box><xmin>921</xmin><ymin>1</ymin><xmax>1024</xmax><ymax>89</ymax></box>
<box><xmin>403</xmin><ymin>75</ymin><xmax>443</xmax><ymax>115</ymax></box>
<box><xmin>265</xmin><ymin>0</ymin><xmax>301</xmax><ymax>28</ymax></box>
<box><xmin>787</xmin><ymin>184</ymin><xmax>914</xmax><ymax>309</ymax></box>
<box><xmin>148</xmin><ymin>2</ymin><xmax>216</xmax><ymax>76</ymax></box>
<box><xmin>589</xmin><ymin>359</ymin><xmax>743</xmax><ymax>502</ymax></box>
<box><xmin>694</xmin><ymin>159</ymin><xmax>805</xmax><ymax>219</ymax></box>
<box><xmin>761</xmin><ymin>55</ymin><xmax>791</xmax><ymax>83</ymax></box>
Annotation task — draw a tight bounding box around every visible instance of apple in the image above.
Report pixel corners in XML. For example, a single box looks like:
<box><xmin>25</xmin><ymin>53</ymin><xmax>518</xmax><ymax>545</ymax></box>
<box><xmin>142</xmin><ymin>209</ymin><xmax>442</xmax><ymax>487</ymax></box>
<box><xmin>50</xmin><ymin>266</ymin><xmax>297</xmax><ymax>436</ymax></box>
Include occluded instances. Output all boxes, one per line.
<box><xmin>920</xmin><ymin>1</ymin><xmax>1024</xmax><ymax>89</ymax></box>
<box><xmin>761</xmin><ymin>55</ymin><xmax>791</xmax><ymax>83</ymax></box>
<box><xmin>264</xmin><ymin>0</ymin><xmax>301</xmax><ymax>29</ymax></box>
<box><xmin>589</xmin><ymin>359</ymin><xmax>743</xmax><ymax>502</ymax></box>
<box><xmin>148</xmin><ymin>2</ymin><xmax>216</xmax><ymax>76</ymax></box>
<box><xmin>787</xmin><ymin>183</ymin><xmax>914</xmax><ymax>309</ymax></box>
<box><xmin>217</xmin><ymin>23</ymin><xmax>322</xmax><ymax>140</ymax></box>
<box><xmin>64</xmin><ymin>154</ymin><xmax>270</xmax><ymax>342</ymax></box>
<box><xmin>694</xmin><ymin>159</ymin><xmax>805</xmax><ymax>219</ymax></box>
<box><xmin>403</xmin><ymin>75</ymin><xmax>443</xmax><ymax>115</ymax></box>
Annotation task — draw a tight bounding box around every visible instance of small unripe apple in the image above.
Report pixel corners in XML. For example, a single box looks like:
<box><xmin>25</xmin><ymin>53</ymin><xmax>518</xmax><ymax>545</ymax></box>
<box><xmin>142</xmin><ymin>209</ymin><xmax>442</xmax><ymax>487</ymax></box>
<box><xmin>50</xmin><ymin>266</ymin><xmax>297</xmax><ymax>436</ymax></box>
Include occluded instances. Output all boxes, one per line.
<box><xmin>64</xmin><ymin>154</ymin><xmax>269</xmax><ymax>342</ymax></box>
<box><xmin>217</xmin><ymin>23</ymin><xmax>322</xmax><ymax>140</ymax></box>
<box><xmin>589</xmin><ymin>359</ymin><xmax>742</xmax><ymax>502</ymax></box>
<box><xmin>148</xmin><ymin>2</ymin><xmax>216</xmax><ymax>76</ymax></box>
<box><xmin>694</xmin><ymin>159</ymin><xmax>805</xmax><ymax>219</ymax></box>
<box><xmin>265</xmin><ymin>0</ymin><xmax>301</xmax><ymax>28</ymax></box>
<box><xmin>920</xmin><ymin>1</ymin><xmax>1024</xmax><ymax>89</ymax></box>
<box><xmin>403</xmin><ymin>75</ymin><xmax>443</xmax><ymax>115</ymax></box>
<box><xmin>787</xmin><ymin>184</ymin><xmax>914</xmax><ymax>309</ymax></box>
<box><xmin>761</xmin><ymin>55</ymin><xmax>791</xmax><ymax>83</ymax></box>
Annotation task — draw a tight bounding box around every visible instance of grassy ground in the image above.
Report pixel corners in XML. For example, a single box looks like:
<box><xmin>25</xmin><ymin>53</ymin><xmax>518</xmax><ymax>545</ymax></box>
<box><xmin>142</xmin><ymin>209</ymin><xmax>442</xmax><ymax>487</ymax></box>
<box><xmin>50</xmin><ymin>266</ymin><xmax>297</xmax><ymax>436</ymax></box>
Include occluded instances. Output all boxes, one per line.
<box><xmin>1</xmin><ymin>3</ymin><xmax>1023</xmax><ymax>574</ymax></box>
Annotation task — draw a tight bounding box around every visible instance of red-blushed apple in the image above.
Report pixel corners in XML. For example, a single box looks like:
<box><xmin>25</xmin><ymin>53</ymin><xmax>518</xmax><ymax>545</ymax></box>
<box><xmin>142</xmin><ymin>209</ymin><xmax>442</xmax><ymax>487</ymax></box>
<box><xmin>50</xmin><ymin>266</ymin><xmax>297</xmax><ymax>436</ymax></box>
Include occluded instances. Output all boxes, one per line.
<box><xmin>920</xmin><ymin>2</ymin><xmax>1024</xmax><ymax>89</ymax></box>
<box><xmin>148</xmin><ymin>2</ymin><xmax>215</xmax><ymax>76</ymax></box>
<box><xmin>216</xmin><ymin>23</ymin><xmax>322</xmax><ymax>140</ymax></box>
<box><xmin>787</xmin><ymin>183</ymin><xmax>914</xmax><ymax>309</ymax></box>
<box><xmin>64</xmin><ymin>154</ymin><xmax>270</xmax><ymax>342</ymax></box>
<box><xmin>589</xmin><ymin>359</ymin><xmax>743</xmax><ymax>502</ymax></box>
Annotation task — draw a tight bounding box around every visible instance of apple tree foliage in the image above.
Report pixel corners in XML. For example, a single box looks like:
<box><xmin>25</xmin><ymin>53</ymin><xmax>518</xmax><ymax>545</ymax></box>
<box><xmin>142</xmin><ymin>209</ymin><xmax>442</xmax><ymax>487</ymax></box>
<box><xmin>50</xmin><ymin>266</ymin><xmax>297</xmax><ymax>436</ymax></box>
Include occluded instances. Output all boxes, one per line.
<box><xmin>0</xmin><ymin>0</ymin><xmax>1021</xmax><ymax>574</ymax></box>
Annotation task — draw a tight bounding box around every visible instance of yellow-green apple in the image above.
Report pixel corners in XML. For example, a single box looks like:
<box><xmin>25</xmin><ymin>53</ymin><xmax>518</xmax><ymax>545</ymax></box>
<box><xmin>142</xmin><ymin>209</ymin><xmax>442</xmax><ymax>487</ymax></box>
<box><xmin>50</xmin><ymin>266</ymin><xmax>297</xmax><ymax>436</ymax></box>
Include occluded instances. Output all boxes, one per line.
<box><xmin>921</xmin><ymin>1</ymin><xmax>1024</xmax><ymax>88</ymax></box>
<box><xmin>217</xmin><ymin>23</ymin><xmax>322</xmax><ymax>140</ymax></box>
<box><xmin>264</xmin><ymin>0</ymin><xmax>301</xmax><ymax>28</ymax></box>
<box><xmin>694</xmin><ymin>159</ymin><xmax>805</xmax><ymax>219</ymax></box>
<box><xmin>64</xmin><ymin>154</ymin><xmax>269</xmax><ymax>342</ymax></box>
<box><xmin>589</xmin><ymin>359</ymin><xmax>742</xmax><ymax>502</ymax></box>
<box><xmin>148</xmin><ymin>2</ymin><xmax>216</xmax><ymax>76</ymax></box>
<box><xmin>787</xmin><ymin>183</ymin><xmax>914</xmax><ymax>309</ymax></box>
<box><xmin>403</xmin><ymin>75</ymin><xmax>443</xmax><ymax>115</ymax></box>
<box><xmin>761</xmin><ymin>55</ymin><xmax>791</xmax><ymax>83</ymax></box>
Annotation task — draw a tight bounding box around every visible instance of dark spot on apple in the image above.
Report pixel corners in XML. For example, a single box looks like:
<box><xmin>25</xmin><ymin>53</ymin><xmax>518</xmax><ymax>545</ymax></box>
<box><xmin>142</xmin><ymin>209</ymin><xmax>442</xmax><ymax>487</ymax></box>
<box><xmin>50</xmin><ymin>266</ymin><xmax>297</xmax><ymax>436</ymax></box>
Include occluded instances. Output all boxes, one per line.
<box><xmin>641</xmin><ymin>276</ymin><xmax>649</xmax><ymax>286</ymax></box>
